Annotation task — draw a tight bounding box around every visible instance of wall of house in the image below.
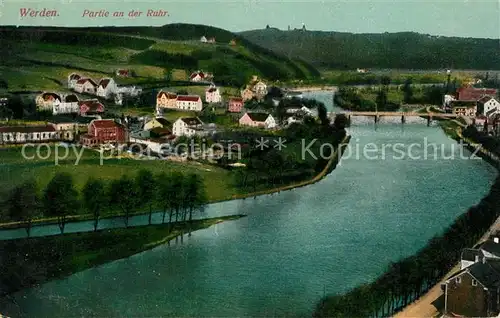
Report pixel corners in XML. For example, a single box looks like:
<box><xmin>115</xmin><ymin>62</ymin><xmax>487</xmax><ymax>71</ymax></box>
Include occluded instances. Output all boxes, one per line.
<box><xmin>446</xmin><ymin>273</ymin><xmax>488</xmax><ymax>317</ymax></box>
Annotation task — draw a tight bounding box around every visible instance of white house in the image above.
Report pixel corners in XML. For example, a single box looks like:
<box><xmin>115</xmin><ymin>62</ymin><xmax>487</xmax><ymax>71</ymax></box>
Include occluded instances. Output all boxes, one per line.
<box><xmin>96</xmin><ymin>78</ymin><xmax>117</xmax><ymax>99</ymax></box>
<box><xmin>443</xmin><ymin>94</ymin><xmax>456</xmax><ymax>108</ymax></box>
<box><xmin>67</xmin><ymin>73</ymin><xmax>82</xmax><ymax>89</ymax></box>
<box><xmin>74</xmin><ymin>78</ymin><xmax>98</xmax><ymax>94</ymax></box>
<box><xmin>286</xmin><ymin>106</ymin><xmax>313</xmax><ymax>115</ymax></box>
<box><xmin>117</xmin><ymin>85</ymin><xmax>142</xmax><ymax>96</ymax></box>
<box><xmin>173</xmin><ymin>117</ymin><xmax>205</xmax><ymax>137</ymax></box>
<box><xmin>239</xmin><ymin>112</ymin><xmax>276</xmax><ymax>129</ymax></box>
<box><xmin>478</xmin><ymin>96</ymin><xmax>500</xmax><ymax>117</ymax></box>
<box><xmin>52</xmin><ymin>94</ymin><xmax>80</xmax><ymax>115</ymax></box>
<box><xmin>205</xmin><ymin>85</ymin><xmax>222</xmax><ymax>103</ymax></box>
<box><xmin>176</xmin><ymin>95</ymin><xmax>203</xmax><ymax>111</ymax></box>
<box><xmin>252</xmin><ymin>81</ymin><xmax>268</xmax><ymax>96</ymax></box>
<box><xmin>0</xmin><ymin>125</ymin><xmax>58</xmax><ymax>144</ymax></box>
<box><xmin>200</xmin><ymin>36</ymin><xmax>208</xmax><ymax>43</ymax></box>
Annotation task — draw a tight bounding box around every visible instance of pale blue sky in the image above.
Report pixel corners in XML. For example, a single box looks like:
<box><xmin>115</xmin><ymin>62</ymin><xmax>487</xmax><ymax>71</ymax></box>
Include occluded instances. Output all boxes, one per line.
<box><xmin>2</xmin><ymin>0</ymin><xmax>499</xmax><ymax>39</ymax></box>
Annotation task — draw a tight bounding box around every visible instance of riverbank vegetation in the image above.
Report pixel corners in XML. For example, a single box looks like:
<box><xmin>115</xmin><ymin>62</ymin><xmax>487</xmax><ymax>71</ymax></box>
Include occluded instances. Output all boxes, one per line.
<box><xmin>314</xmin><ymin>128</ymin><xmax>500</xmax><ymax>317</ymax></box>
<box><xmin>0</xmin><ymin>169</ymin><xmax>208</xmax><ymax>235</ymax></box>
<box><xmin>0</xmin><ymin>214</ymin><xmax>244</xmax><ymax>297</ymax></box>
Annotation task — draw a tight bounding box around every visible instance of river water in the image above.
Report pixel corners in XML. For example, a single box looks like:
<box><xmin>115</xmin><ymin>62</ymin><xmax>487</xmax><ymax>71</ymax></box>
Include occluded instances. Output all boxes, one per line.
<box><xmin>1</xmin><ymin>92</ymin><xmax>497</xmax><ymax>317</ymax></box>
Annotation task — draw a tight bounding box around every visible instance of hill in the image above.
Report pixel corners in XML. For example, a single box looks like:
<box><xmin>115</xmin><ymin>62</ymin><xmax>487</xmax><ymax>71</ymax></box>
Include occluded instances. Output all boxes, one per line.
<box><xmin>239</xmin><ymin>29</ymin><xmax>500</xmax><ymax>70</ymax></box>
<box><xmin>0</xmin><ymin>24</ymin><xmax>319</xmax><ymax>92</ymax></box>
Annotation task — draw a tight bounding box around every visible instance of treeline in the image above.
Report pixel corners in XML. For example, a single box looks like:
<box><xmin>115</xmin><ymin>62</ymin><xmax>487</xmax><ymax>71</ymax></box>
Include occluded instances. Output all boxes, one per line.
<box><xmin>0</xmin><ymin>28</ymin><xmax>155</xmax><ymax>50</ymax></box>
<box><xmin>241</xmin><ymin>29</ymin><xmax>500</xmax><ymax>70</ymax></box>
<box><xmin>0</xmin><ymin>170</ymin><xmax>207</xmax><ymax>236</ymax></box>
<box><xmin>314</xmin><ymin>133</ymin><xmax>500</xmax><ymax>317</ymax></box>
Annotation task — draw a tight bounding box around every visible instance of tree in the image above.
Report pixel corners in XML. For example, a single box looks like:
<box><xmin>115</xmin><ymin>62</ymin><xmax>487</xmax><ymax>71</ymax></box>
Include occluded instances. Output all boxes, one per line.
<box><xmin>43</xmin><ymin>173</ymin><xmax>79</xmax><ymax>234</ymax></box>
<box><xmin>402</xmin><ymin>78</ymin><xmax>414</xmax><ymax>104</ymax></box>
<box><xmin>375</xmin><ymin>90</ymin><xmax>387</xmax><ymax>111</ymax></box>
<box><xmin>136</xmin><ymin>169</ymin><xmax>156</xmax><ymax>225</ymax></box>
<box><xmin>317</xmin><ymin>103</ymin><xmax>329</xmax><ymax>126</ymax></box>
<box><xmin>108</xmin><ymin>175</ymin><xmax>138</xmax><ymax>228</ymax></box>
<box><xmin>380</xmin><ymin>75</ymin><xmax>391</xmax><ymax>87</ymax></box>
<box><xmin>275</xmin><ymin>100</ymin><xmax>288</xmax><ymax>124</ymax></box>
<box><xmin>82</xmin><ymin>178</ymin><xmax>107</xmax><ymax>232</ymax></box>
<box><xmin>156</xmin><ymin>172</ymin><xmax>184</xmax><ymax>230</ymax></box>
<box><xmin>6</xmin><ymin>180</ymin><xmax>40</xmax><ymax>237</ymax></box>
<box><xmin>333</xmin><ymin>114</ymin><xmax>349</xmax><ymax>130</ymax></box>
<box><xmin>177</xmin><ymin>90</ymin><xmax>189</xmax><ymax>95</ymax></box>
<box><xmin>182</xmin><ymin>174</ymin><xmax>207</xmax><ymax>229</ymax></box>
<box><xmin>266</xmin><ymin>86</ymin><xmax>283</xmax><ymax>99</ymax></box>
<box><xmin>0</xmin><ymin>105</ymin><xmax>13</xmax><ymax>121</ymax></box>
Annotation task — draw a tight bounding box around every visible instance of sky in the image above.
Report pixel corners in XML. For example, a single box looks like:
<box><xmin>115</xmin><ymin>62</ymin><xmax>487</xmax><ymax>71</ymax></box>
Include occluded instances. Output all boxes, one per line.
<box><xmin>1</xmin><ymin>0</ymin><xmax>499</xmax><ymax>39</ymax></box>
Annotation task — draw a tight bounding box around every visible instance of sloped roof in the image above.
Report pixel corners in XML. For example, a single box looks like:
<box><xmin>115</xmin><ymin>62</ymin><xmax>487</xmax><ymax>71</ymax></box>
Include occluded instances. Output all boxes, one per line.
<box><xmin>154</xmin><ymin>117</ymin><xmax>171</xmax><ymax>127</ymax></box>
<box><xmin>230</xmin><ymin>97</ymin><xmax>243</xmax><ymax>103</ymax></box>
<box><xmin>99</xmin><ymin>78</ymin><xmax>111</xmax><ymax>89</ymax></box>
<box><xmin>0</xmin><ymin>125</ymin><xmax>56</xmax><ymax>133</ymax></box>
<box><xmin>478</xmin><ymin>96</ymin><xmax>494</xmax><ymax>104</ymax></box>
<box><xmin>76</xmin><ymin>78</ymin><xmax>98</xmax><ymax>87</ymax></box>
<box><xmin>469</xmin><ymin>260</ymin><xmax>500</xmax><ymax>288</ymax></box>
<box><xmin>177</xmin><ymin>95</ymin><xmax>201</xmax><ymax>102</ymax></box>
<box><xmin>150</xmin><ymin>127</ymin><xmax>171</xmax><ymax>136</ymax></box>
<box><xmin>246</xmin><ymin>112</ymin><xmax>271</xmax><ymax>122</ymax></box>
<box><xmin>64</xmin><ymin>94</ymin><xmax>79</xmax><ymax>103</ymax></box>
<box><xmin>157</xmin><ymin>90</ymin><xmax>177</xmax><ymax>99</ymax></box>
<box><xmin>480</xmin><ymin>239</ymin><xmax>500</xmax><ymax>257</ymax></box>
<box><xmin>69</xmin><ymin>73</ymin><xmax>81</xmax><ymax>80</ymax></box>
<box><xmin>206</xmin><ymin>87</ymin><xmax>218</xmax><ymax>93</ymax></box>
<box><xmin>41</xmin><ymin>92</ymin><xmax>61</xmax><ymax>101</ymax></box>
<box><xmin>79</xmin><ymin>100</ymin><xmax>104</xmax><ymax>112</ymax></box>
<box><xmin>91</xmin><ymin>120</ymin><xmax>119</xmax><ymax>129</ymax></box>
<box><xmin>180</xmin><ymin>117</ymin><xmax>203</xmax><ymax>126</ymax></box>
<box><xmin>461</xmin><ymin>248</ymin><xmax>483</xmax><ymax>262</ymax></box>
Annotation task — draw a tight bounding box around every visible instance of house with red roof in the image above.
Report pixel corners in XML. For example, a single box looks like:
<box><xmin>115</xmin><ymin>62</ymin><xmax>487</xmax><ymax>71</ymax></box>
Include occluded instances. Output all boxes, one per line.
<box><xmin>116</xmin><ymin>69</ymin><xmax>130</xmax><ymax>77</ymax></box>
<box><xmin>228</xmin><ymin>97</ymin><xmax>244</xmax><ymax>113</ymax></box>
<box><xmin>456</xmin><ymin>87</ymin><xmax>498</xmax><ymax>101</ymax></box>
<box><xmin>205</xmin><ymin>85</ymin><xmax>222</xmax><ymax>103</ymax></box>
<box><xmin>0</xmin><ymin>125</ymin><xmax>58</xmax><ymax>144</ymax></box>
<box><xmin>79</xmin><ymin>99</ymin><xmax>105</xmax><ymax>116</ymax></box>
<box><xmin>239</xmin><ymin>112</ymin><xmax>276</xmax><ymax>129</ymax></box>
<box><xmin>190</xmin><ymin>70</ymin><xmax>213</xmax><ymax>83</ymax></box>
<box><xmin>97</xmin><ymin>78</ymin><xmax>117</xmax><ymax>99</ymax></box>
<box><xmin>74</xmin><ymin>78</ymin><xmax>98</xmax><ymax>94</ymax></box>
<box><xmin>80</xmin><ymin>119</ymin><xmax>127</xmax><ymax>146</ymax></box>
<box><xmin>176</xmin><ymin>95</ymin><xmax>203</xmax><ymax>111</ymax></box>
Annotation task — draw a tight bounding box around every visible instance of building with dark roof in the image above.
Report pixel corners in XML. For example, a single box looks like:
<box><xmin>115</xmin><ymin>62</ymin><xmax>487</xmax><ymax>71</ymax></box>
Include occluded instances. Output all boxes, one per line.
<box><xmin>443</xmin><ymin>259</ymin><xmax>500</xmax><ymax>317</ymax></box>
<box><xmin>0</xmin><ymin>125</ymin><xmax>58</xmax><ymax>144</ymax></box>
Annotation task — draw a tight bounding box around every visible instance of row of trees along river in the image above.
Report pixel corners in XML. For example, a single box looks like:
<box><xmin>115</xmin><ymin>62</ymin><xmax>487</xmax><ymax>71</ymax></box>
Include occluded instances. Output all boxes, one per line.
<box><xmin>1</xmin><ymin>170</ymin><xmax>207</xmax><ymax>236</ymax></box>
<box><xmin>314</xmin><ymin>125</ymin><xmax>500</xmax><ymax>317</ymax></box>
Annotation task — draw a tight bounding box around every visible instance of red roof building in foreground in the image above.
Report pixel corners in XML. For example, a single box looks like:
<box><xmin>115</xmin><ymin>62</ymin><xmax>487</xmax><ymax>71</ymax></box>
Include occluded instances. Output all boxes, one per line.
<box><xmin>228</xmin><ymin>97</ymin><xmax>244</xmax><ymax>113</ymax></box>
<box><xmin>457</xmin><ymin>87</ymin><xmax>498</xmax><ymax>101</ymax></box>
<box><xmin>80</xmin><ymin>119</ymin><xmax>127</xmax><ymax>146</ymax></box>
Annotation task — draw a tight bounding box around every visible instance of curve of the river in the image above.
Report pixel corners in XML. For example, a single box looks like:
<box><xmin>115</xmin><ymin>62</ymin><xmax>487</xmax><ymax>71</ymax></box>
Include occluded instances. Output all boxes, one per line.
<box><xmin>1</xmin><ymin>91</ymin><xmax>497</xmax><ymax>317</ymax></box>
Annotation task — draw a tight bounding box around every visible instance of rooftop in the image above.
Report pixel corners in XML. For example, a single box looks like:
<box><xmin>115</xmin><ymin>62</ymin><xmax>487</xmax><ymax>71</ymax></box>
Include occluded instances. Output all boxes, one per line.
<box><xmin>246</xmin><ymin>112</ymin><xmax>271</xmax><ymax>122</ymax></box>
<box><xmin>0</xmin><ymin>125</ymin><xmax>56</xmax><ymax>133</ymax></box>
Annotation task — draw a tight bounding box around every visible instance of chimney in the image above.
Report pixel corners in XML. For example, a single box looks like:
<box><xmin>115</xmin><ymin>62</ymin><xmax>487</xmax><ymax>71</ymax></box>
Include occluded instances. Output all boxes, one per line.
<box><xmin>495</xmin><ymin>237</ymin><xmax>499</xmax><ymax>244</ymax></box>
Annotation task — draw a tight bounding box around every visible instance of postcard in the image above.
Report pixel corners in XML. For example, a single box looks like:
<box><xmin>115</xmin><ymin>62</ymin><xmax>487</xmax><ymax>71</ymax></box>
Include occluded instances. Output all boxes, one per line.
<box><xmin>0</xmin><ymin>0</ymin><xmax>499</xmax><ymax>317</ymax></box>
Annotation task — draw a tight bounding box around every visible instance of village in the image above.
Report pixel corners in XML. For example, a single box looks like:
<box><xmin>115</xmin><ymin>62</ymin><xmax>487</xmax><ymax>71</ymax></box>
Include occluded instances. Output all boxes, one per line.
<box><xmin>0</xmin><ymin>67</ymin><xmax>319</xmax><ymax>163</ymax></box>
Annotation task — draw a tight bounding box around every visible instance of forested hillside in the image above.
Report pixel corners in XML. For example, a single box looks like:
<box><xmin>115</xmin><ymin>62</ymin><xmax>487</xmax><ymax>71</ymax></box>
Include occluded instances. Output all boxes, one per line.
<box><xmin>240</xmin><ymin>28</ymin><xmax>500</xmax><ymax>70</ymax></box>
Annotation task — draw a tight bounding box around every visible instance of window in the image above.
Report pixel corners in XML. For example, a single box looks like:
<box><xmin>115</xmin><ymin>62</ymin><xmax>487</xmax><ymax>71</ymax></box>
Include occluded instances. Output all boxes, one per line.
<box><xmin>456</xmin><ymin>277</ymin><xmax>462</xmax><ymax>284</ymax></box>
<box><xmin>472</xmin><ymin>279</ymin><xmax>477</xmax><ymax>286</ymax></box>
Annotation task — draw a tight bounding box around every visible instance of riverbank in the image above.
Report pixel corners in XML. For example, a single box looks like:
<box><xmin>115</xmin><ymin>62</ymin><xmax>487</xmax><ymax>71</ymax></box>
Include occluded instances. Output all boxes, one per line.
<box><xmin>393</xmin><ymin>122</ymin><xmax>500</xmax><ymax>317</ymax></box>
<box><xmin>0</xmin><ymin>135</ymin><xmax>351</xmax><ymax>231</ymax></box>
<box><xmin>288</xmin><ymin>86</ymin><xmax>337</xmax><ymax>92</ymax></box>
<box><xmin>0</xmin><ymin>215</ymin><xmax>245</xmax><ymax>297</ymax></box>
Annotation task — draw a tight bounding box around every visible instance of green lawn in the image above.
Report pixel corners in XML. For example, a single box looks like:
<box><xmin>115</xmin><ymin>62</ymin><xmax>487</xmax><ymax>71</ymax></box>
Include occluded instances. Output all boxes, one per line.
<box><xmin>0</xmin><ymin>146</ymin><xmax>237</xmax><ymax>202</ymax></box>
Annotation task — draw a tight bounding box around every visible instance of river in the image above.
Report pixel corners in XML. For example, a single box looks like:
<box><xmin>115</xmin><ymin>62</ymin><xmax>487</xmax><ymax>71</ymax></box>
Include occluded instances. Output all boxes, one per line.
<box><xmin>0</xmin><ymin>91</ymin><xmax>497</xmax><ymax>317</ymax></box>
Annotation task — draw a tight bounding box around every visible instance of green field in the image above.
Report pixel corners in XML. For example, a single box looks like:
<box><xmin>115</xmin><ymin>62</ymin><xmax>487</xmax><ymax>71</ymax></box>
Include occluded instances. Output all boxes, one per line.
<box><xmin>0</xmin><ymin>146</ymin><xmax>238</xmax><ymax>204</ymax></box>
<box><xmin>0</xmin><ymin>25</ymin><xmax>319</xmax><ymax>92</ymax></box>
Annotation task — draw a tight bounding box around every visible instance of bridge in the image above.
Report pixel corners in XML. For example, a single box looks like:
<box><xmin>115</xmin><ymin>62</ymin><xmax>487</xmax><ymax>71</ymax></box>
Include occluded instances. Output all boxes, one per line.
<box><xmin>328</xmin><ymin>111</ymin><xmax>470</xmax><ymax>126</ymax></box>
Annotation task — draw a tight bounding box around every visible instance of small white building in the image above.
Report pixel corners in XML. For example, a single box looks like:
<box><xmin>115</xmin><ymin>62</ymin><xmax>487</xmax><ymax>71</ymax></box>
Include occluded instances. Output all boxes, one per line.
<box><xmin>173</xmin><ymin>117</ymin><xmax>205</xmax><ymax>137</ymax></box>
<box><xmin>74</xmin><ymin>78</ymin><xmax>98</xmax><ymax>94</ymax></box>
<box><xmin>443</xmin><ymin>94</ymin><xmax>456</xmax><ymax>108</ymax></box>
<box><xmin>200</xmin><ymin>36</ymin><xmax>208</xmax><ymax>43</ymax></box>
<box><xmin>96</xmin><ymin>78</ymin><xmax>117</xmax><ymax>99</ymax></box>
<box><xmin>35</xmin><ymin>92</ymin><xmax>62</xmax><ymax>111</ymax></box>
<box><xmin>176</xmin><ymin>95</ymin><xmax>203</xmax><ymax>111</ymax></box>
<box><xmin>205</xmin><ymin>85</ymin><xmax>222</xmax><ymax>103</ymax></box>
<box><xmin>67</xmin><ymin>73</ymin><xmax>82</xmax><ymax>89</ymax></box>
<box><xmin>53</xmin><ymin>94</ymin><xmax>80</xmax><ymax>115</ymax></box>
<box><xmin>0</xmin><ymin>125</ymin><xmax>58</xmax><ymax>144</ymax></box>
<box><xmin>252</xmin><ymin>81</ymin><xmax>268</xmax><ymax>96</ymax></box>
<box><xmin>478</xmin><ymin>96</ymin><xmax>500</xmax><ymax>117</ymax></box>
